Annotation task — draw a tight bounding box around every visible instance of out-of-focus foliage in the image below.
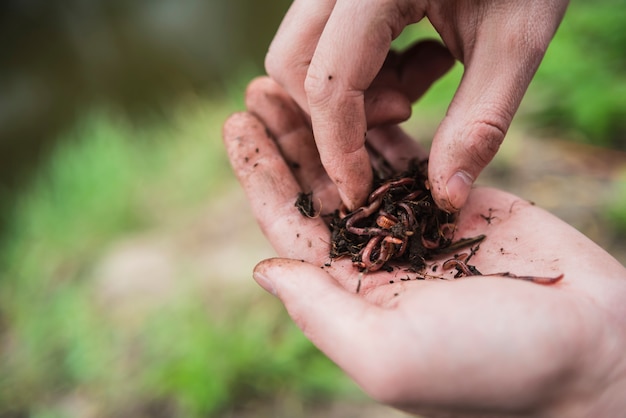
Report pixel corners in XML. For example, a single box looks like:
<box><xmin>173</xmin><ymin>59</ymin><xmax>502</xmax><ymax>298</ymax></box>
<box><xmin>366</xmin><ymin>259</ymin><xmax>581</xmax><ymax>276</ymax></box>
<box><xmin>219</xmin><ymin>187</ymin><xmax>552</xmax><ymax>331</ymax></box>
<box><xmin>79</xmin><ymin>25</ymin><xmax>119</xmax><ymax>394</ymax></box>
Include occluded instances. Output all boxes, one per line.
<box><xmin>0</xmin><ymin>0</ymin><xmax>291</xmax><ymax>189</ymax></box>
<box><xmin>1</xmin><ymin>0</ymin><xmax>626</xmax><ymax>416</ymax></box>
<box><xmin>528</xmin><ymin>0</ymin><xmax>626</xmax><ymax>147</ymax></box>
<box><xmin>0</xmin><ymin>103</ymin><xmax>356</xmax><ymax>417</ymax></box>
<box><xmin>394</xmin><ymin>0</ymin><xmax>626</xmax><ymax>148</ymax></box>
<box><xmin>2</xmin><ymin>0</ymin><xmax>624</xmax><ymax>189</ymax></box>
<box><xmin>607</xmin><ymin>170</ymin><xmax>626</xmax><ymax>238</ymax></box>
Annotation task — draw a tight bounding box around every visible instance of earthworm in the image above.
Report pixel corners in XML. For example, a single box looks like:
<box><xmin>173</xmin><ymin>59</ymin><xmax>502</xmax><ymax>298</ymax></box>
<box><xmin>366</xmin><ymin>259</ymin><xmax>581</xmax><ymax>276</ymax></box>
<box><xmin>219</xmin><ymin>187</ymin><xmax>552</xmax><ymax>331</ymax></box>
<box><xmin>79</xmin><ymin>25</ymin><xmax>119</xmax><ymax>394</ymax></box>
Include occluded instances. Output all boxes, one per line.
<box><xmin>442</xmin><ymin>258</ymin><xmax>476</xmax><ymax>276</ymax></box>
<box><xmin>358</xmin><ymin>235</ymin><xmax>384</xmax><ymax>271</ymax></box>
<box><xmin>367</xmin><ymin>177</ymin><xmax>415</xmax><ymax>204</ymax></box>
<box><xmin>360</xmin><ymin>236</ymin><xmax>402</xmax><ymax>272</ymax></box>
<box><xmin>397</xmin><ymin>202</ymin><xmax>416</xmax><ymax>230</ymax></box>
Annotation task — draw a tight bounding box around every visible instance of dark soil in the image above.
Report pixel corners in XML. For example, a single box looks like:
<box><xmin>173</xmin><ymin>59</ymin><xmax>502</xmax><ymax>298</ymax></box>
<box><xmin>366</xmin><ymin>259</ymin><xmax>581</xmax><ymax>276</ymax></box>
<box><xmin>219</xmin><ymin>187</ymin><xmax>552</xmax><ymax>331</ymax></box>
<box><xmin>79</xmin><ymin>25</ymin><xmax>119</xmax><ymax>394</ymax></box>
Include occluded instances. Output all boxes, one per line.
<box><xmin>326</xmin><ymin>159</ymin><xmax>484</xmax><ymax>274</ymax></box>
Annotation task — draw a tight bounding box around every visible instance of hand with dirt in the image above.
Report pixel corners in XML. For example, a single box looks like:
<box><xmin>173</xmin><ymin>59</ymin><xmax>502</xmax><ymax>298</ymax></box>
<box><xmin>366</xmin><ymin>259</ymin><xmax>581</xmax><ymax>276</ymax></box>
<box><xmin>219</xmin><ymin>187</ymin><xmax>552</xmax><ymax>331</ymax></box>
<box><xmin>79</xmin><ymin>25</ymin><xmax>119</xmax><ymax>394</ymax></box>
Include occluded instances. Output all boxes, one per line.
<box><xmin>265</xmin><ymin>0</ymin><xmax>569</xmax><ymax>212</ymax></box>
<box><xmin>222</xmin><ymin>77</ymin><xmax>626</xmax><ymax>417</ymax></box>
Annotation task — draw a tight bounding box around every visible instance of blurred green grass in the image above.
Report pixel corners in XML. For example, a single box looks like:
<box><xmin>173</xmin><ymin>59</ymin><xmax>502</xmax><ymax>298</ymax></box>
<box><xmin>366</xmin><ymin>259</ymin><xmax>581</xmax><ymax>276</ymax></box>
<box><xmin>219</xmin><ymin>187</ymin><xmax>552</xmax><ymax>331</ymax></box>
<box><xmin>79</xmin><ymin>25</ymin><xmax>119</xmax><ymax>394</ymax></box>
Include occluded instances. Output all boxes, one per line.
<box><xmin>0</xmin><ymin>97</ymin><xmax>358</xmax><ymax>417</ymax></box>
<box><xmin>2</xmin><ymin>0</ymin><xmax>626</xmax><ymax>416</ymax></box>
<box><xmin>395</xmin><ymin>0</ymin><xmax>626</xmax><ymax>147</ymax></box>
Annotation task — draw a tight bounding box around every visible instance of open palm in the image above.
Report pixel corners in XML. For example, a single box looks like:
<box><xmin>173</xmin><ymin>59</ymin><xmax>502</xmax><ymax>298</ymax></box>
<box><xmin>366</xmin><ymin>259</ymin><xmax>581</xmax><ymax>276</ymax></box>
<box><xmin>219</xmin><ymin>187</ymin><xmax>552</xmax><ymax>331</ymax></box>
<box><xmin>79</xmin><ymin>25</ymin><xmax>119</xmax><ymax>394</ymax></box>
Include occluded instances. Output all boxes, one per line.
<box><xmin>223</xmin><ymin>77</ymin><xmax>626</xmax><ymax>417</ymax></box>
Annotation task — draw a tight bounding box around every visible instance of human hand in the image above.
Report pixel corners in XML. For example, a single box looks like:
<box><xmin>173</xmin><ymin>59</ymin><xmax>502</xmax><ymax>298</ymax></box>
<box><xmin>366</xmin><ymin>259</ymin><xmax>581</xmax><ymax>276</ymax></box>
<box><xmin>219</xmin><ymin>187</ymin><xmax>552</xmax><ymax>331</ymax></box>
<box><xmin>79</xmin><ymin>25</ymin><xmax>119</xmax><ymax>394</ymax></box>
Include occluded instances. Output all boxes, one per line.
<box><xmin>223</xmin><ymin>77</ymin><xmax>626</xmax><ymax>417</ymax></box>
<box><xmin>265</xmin><ymin>0</ymin><xmax>569</xmax><ymax>212</ymax></box>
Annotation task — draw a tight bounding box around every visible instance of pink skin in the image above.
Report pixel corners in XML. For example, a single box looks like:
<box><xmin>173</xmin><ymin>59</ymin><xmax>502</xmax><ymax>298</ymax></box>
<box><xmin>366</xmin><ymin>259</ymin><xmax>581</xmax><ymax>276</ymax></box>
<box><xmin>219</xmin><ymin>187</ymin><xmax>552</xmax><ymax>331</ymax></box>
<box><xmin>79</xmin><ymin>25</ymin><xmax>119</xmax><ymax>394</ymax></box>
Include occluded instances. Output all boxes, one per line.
<box><xmin>265</xmin><ymin>0</ymin><xmax>569</xmax><ymax>212</ymax></box>
<box><xmin>224</xmin><ymin>77</ymin><xmax>626</xmax><ymax>417</ymax></box>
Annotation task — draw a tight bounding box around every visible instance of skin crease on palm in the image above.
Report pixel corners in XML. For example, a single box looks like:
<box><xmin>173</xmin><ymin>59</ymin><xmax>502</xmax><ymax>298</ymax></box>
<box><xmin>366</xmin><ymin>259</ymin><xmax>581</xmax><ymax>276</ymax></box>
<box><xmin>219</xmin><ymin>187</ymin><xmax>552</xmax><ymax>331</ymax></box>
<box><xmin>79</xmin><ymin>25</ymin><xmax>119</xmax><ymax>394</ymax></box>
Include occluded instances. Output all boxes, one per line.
<box><xmin>265</xmin><ymin>0</ymin><xmax>571</xmax><ymax>213</ymax></box>
<box><xmin>222</xmin><ymin>77</ymin><xmax>626</xmax><ymax>417</ymax></box>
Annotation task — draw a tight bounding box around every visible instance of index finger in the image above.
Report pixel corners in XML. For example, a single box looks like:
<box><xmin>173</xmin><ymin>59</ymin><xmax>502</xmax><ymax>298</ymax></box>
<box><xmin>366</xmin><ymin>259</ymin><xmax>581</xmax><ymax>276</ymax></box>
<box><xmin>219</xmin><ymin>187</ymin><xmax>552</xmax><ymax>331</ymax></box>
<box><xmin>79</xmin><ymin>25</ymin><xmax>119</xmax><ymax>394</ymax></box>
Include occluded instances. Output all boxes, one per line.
<box><xmin>303</xmin><ymin>0</ymin><xmax>425</xmax><ymax>209</ymax></box>
<box><xmin>267</xmin><ymin>0</ymin><xmax>426</xmax><ymax>210</ymax></box>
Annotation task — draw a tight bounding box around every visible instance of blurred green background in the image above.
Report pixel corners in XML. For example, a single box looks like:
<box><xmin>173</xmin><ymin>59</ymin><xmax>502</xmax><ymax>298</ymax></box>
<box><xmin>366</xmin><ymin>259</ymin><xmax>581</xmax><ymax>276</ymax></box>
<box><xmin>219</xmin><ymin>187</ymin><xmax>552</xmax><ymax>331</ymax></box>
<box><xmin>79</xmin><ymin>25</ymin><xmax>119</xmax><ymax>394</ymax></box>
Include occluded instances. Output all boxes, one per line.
<box><xmin>1</xmin><ymin>0</ymin><xmax>625</xmax><ymax>417</ymax></box>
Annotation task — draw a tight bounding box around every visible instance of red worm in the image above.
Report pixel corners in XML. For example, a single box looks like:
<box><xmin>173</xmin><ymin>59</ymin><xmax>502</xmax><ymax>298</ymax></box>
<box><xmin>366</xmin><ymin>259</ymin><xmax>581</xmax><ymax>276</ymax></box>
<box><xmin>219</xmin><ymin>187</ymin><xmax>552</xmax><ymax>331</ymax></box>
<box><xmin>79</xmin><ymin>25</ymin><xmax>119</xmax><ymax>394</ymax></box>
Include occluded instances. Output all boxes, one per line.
<box><xmin>345</xmin><ymin>199</ymin><xmax>385</xmax><ymax>236</ymax></box>
<box><xmin>442</xmin><ymin>258</ymin><xmax>476</xmax><ymax>276</ymax></box>
<box><xmin>397</xmin><ymin>202</ymin><xmax>416</xmax><ymax>230</ymax></box>
<box><xmin>368</xmin><ymin>177</ymin><xmax>415</xmax><ymax>204</ymax></box>
<box><xmin>357</xmin><ymin>235</ymin><xmax>383</xmax><ymax>271</ymax></box>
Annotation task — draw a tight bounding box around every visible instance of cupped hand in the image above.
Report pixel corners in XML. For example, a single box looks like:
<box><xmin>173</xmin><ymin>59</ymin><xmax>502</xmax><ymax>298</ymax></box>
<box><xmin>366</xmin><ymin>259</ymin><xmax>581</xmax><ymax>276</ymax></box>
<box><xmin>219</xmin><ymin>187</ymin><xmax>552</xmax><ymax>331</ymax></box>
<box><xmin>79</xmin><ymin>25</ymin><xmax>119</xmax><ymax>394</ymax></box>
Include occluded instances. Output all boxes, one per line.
<box><xmin>222</xmin><ymin>77</ymin><xmax>626</xmax><ymax>417</ymax></box>
<box><xmin>265</xmin><ymin>0</ymin><xmax>569</xmax><ymax>212</ymax></box>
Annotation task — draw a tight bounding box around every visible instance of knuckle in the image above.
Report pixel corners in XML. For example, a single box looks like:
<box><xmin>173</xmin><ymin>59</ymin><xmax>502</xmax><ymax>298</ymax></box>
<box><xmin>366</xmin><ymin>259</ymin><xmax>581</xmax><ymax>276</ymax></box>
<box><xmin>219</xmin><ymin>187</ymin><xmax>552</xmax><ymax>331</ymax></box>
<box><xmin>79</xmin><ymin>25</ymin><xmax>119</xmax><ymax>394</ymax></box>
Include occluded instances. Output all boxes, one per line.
<box><xmin>263</xmin><ymin>51</ymin><xmax>277</xmax><ymax>78</ymax></box>
<box><xmin>303</xmin><ymin>68</ymin><xmax>334</xmax><ymax>108</ymax></box>
<box><xmin>265</xmin><ymin>42</ymin><xmax>308</xmax><ymax>87</ymax></box>
<box><xmin>264</xmin><ymin>48</ymin><xmax>286</xmax><ymax>83</ymax></box>
<box><xmin>465</xmin><ymin>118</ymin><xmax>507</xmax><ymax>167</ymax></box>
<box><xmin>369</xmin><ymin>0</ymin><xmax>423</xmax><ymax>32</ymax></box>
<box><xmin>303</xmin><ymin>64</ymin><xmax>363</xmax><ymax>113</ymax></box>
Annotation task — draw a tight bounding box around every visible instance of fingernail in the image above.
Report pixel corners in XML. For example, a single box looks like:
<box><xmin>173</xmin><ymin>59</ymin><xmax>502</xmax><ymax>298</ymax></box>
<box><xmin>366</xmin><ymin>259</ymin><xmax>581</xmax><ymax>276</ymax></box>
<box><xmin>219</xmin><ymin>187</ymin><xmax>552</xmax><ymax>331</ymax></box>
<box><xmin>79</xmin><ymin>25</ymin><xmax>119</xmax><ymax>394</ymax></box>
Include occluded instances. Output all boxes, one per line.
<box><xmin>445</xmin><ymin>171</ymin><xmax>473</xmax><ymax>211</ymax></box>
<box><xmin>253</xmin><ymin>270</ymin><xmax>276</xmax><ymax>296</ymax></box>
<box><xmin>338</xmin><ymin>187</ymin><xmax>357</xmax><ymax>212</ymax></box>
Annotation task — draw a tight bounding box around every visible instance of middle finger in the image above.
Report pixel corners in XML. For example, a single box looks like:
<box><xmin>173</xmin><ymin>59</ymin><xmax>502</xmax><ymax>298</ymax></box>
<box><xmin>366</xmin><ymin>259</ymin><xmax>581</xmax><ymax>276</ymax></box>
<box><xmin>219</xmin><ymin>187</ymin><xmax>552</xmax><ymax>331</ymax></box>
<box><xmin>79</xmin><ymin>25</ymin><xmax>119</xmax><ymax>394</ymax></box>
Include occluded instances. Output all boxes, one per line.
<box><xmin>265</xmin><ymin>0</ymin><xmax>337</xmax><ymax>115</ymax></box>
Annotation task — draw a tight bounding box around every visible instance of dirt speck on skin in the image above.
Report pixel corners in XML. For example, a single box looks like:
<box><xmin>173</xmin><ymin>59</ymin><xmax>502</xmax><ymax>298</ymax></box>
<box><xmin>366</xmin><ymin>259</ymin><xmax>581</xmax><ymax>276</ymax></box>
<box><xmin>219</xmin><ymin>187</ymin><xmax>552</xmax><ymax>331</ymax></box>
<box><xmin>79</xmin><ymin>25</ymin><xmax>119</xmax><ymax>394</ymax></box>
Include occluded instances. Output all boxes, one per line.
<box><xmin>89</xmin><ymin>133</ymin><xmax>626</xmax><ymax>416</ymax></box>
<box><xmin>295</xmin><ymin>191</ymin><xmax>316</xmax><ymax>218</ymax></box>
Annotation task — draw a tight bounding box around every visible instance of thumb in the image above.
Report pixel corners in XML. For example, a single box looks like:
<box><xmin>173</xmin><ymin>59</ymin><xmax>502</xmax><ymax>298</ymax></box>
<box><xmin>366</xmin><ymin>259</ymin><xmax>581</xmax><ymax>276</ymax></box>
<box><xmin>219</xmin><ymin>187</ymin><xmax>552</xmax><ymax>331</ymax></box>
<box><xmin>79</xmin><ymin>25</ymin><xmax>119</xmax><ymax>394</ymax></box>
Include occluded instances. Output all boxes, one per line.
<box><xmin>428</xmin><ymin>67</ymin><xmax>516</xmax><ymax>212</ymax></box>
<box><xmin>428</xmin><ymin>41</ymin><xmax>547</xmax><ymax>212</ymax></box>
<box><xmin>428</xmin><ymin>108</ymin><xmax>507</xmax><ymax>213</ymax></box>
<box><xmin>252</xmin><ymin>258</ymin><xmax>389</xmax><ymax>377</ymax></box>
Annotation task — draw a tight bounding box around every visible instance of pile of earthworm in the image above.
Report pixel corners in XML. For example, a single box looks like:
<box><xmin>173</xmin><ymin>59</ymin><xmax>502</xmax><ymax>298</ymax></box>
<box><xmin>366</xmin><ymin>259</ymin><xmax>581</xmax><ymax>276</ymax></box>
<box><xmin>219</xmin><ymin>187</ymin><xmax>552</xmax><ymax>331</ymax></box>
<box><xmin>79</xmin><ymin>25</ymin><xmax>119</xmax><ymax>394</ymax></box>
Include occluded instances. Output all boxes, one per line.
<box><xmin>295</xmin><ymin>159</ymin><xmax>563</xmax><ymax>284</ymax></box>
<box><xmin>329</xmin><ymin>160</ymin><xmax>484</xmax><ymax>273</ymax></box>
